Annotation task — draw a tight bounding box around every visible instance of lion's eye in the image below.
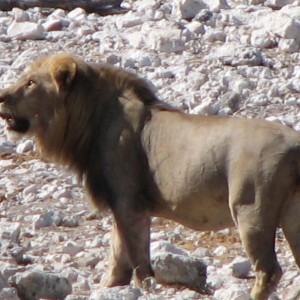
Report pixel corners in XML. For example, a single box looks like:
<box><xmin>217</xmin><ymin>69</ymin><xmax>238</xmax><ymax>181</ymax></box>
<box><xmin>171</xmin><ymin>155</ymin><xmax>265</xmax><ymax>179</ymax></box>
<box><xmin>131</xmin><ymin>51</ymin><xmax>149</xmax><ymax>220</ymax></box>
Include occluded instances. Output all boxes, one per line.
<box><xmin>27</xmin><ymin>80</ymin><xmax>35</xmax><ymax>88</ymax></box>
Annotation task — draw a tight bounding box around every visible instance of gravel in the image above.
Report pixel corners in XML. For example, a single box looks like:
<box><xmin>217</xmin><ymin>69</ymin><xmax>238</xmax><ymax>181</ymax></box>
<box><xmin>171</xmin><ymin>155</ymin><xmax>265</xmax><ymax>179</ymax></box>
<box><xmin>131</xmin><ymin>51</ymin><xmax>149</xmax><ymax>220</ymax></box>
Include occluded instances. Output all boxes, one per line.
<box><xmin>1</xmin><ymin>0</ymin><xmax>300</xmax><ymax>299</ymax></box>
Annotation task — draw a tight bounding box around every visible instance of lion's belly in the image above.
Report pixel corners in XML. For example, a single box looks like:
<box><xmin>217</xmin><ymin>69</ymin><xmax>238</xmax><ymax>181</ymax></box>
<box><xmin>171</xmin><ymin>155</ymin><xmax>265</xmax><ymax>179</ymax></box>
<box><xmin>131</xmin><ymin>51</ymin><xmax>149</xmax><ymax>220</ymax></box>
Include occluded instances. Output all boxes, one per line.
<box><xmin>153</xmin><ymin>186</ymin><xmax>234</xmax><ymax>231</ymax></box>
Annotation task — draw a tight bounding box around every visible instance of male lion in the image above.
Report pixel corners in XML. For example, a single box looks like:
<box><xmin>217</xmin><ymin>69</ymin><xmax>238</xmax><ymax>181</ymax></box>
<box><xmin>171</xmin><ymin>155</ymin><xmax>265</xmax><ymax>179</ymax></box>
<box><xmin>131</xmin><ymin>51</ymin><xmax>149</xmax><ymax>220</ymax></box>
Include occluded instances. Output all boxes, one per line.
<box><xmin>0</xmin><ymin>53</ymin><xmax>300</xmax><ymax>300</ymax></box>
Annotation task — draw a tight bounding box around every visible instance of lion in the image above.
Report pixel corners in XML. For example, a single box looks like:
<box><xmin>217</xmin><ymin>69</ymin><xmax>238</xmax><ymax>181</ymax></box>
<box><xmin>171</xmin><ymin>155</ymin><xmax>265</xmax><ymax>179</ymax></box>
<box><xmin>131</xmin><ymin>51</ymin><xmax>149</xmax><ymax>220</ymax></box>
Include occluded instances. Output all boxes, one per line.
<box><xmin>0</xmin><ymin>53</ymin><xmax>300</xmax><ymax>300</ymax></box>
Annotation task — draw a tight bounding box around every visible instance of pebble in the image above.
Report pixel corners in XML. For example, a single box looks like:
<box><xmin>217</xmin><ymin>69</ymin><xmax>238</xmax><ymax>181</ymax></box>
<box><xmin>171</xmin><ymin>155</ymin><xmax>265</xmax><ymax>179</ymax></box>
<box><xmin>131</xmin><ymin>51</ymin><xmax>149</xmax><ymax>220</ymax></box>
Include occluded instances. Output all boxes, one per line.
<box><xmin>152</xmin><ymin>252</ymin><xmax>206</xmax><ymax>291</ymax></box>
<box><xmin>10</xmin><ymin>271</ymin><xmax>72</xmax><ymax>300</ymax></box>
<box><xmin>7</xmin><ymin>21</ymin><xmax>44</xmax><ymax>40</ymax></box>
<box><xmin>230</xmin><ymin>257</ymin><xmax>252</xmax><ymax>279</ymax></box>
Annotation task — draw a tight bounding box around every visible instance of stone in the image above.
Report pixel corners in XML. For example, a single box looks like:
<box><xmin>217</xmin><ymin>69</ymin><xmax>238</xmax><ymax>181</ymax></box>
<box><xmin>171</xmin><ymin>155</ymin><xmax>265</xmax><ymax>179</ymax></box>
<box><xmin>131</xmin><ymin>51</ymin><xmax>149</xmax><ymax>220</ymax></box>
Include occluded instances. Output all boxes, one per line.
<box><xmin>261</xmin><ymin>12</ymin><xmax>300</xmax><ymax>42</ymax></box>
<box><xmin>213</xmin><ymin>246</ymin><xmax>228</xmax><ymax>256</ymax></box>
<box><xmin>43</xmin><ymin>19</ymin><xmax>64</xmax><ymax>31</ymax></box>
<box><xmin>229</xmin><ymin>77</ymin><xmax>253</xmax><ymax>94</ymax></box>
<box><xmin>192</xmin><ymin>247</ymin><xmax>212</xmax><ymax>258</ymax></box>
<box><xmin>231</xmin><ymin>257</ymin><xmax>252</xmax><ymax>278</ymax></box>
<box><xmin>212</xmin><ymin>43</ymin><xmax>264</xmax><ymax>66</ymax></box>
<box><xmin>126</xmin><ymin>32</ymin><xmax>145</xmax><ymax>48</ymax></box>
<box><xmin>0</xmin><ymin>1</ymin><xmax>300</xmax><ymax>299</ymax></box>
<box><xmin>152</xmin><ymin>252</ymin><xmax>207</xmax><ymax>291</ymax></box>
<box><xmin>115</xmin><ymin>12</ymin><xmax>143</xmax><ymax>29</ymax></box>
<box><xmin>281</xmin><ymin>5</ymin><xmax>300</xmax><ymax>20</ymax></box>
<box><xmin>0</xmin><ymin>272</ymin><xmax>6</xmax><ymax>289</ymax></box>
<box><xmin>204</xmin><ymin>29</ymin><xmax>226</xmax><ymax>42</ymax></box>
<box><xmin>62</xmin><ymin>241</ymin><xmax>84</xmax><ymax>256</ymax></box>
<box><xmin>11</xmin><ymin>8</ymin><xmax>29</xmax><ymax>22</ymax></box>
<box><xmin>218</xmin><ymin>91</ymin><xmax>241</xmax><ymax>112</ymax></box>
<box><xmin>278</xmin><ymin>38</ymin><xmax>299</xmax><ymax>53</ymax></box>
<box><xmin>190</xmin><ymin>98</ymin><xmax>220</xmax><ymax>115</ymax></box>
<box><xmin>0</xmin><ymin>221</ymin><xmax>21</xmax><ymax>245</ymax></box>
<box><xmin>251</xmin><ymin>29</ymin><xmax>276</xmax><ymax>49</ymax></box>
<box><xmin>202</xmin><ymin>0</ymin><xmax>230</xmax><ymax>12</ymax></box>
<box><xmin>185</xmin><ymin>21</ymin><xmax>205</xmax><ymax>35</ymax></box>
<box><xmin>89</xmin><ymin>286</ymin><xmax>142</xmax><ymax>300</ymax></box>
<box><xmin>16</xmin><ymin>139</ymin><xmax>34</xmax><ymax>153</ymax></box>
<box><xmin>0</xmin><ymin>287</ymin><xmax>20</xmax><ymax>300</ymax></box>
<box><xmin>10</xmin><ymin>271</ymin><xmax>72</xmax><ymax>300</ymax></box>
<box><xmin>214</xmin><ymin>285</ymin><xmax>251</xmax><ymax>300</ymax></box>
<box><xmin>151</xmin><ymin>241</ymin><xmax>188</xmax><ymax>256</ymax></box>
<box><xmin>67</xmin><ymin>8</ymin><xmax>87</xmax><ymax>22</ymax></box>
<box><xmin>7</xmin><ymin>22</ymin><xmax>44</xmax><ymax>40</ymax></box>
<box><xmin>146</xmin><ymin>29</ymin><xmax>185</xmax><ymax>53</ymax></box>
<box><xmin>265</xmin><ymin>0</ymin><xmax>294</xmax><ymax>9</ymax></box>
<box><xmin>34</xmin><ymin>211</ymin><xmax>65</xmax><ymax>229</ymax></box>
<box><xmin>172</xmin><ymin>0</ymin><xmax>208</xmax><ymax>20</ymax></box>
<box><xmin>0</xmin><ymin>141</ymin><xmax>14</xmax><ymax>154</ymax></box>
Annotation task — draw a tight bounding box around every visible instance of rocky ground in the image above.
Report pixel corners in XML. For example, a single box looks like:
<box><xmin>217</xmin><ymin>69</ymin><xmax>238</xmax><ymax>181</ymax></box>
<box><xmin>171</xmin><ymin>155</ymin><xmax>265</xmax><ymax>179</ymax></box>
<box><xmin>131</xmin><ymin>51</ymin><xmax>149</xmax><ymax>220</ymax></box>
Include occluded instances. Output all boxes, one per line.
<box><xmin>1</xmin><ymin>0</ymin><xmax>300</xmax><ymax>299</ymax></box>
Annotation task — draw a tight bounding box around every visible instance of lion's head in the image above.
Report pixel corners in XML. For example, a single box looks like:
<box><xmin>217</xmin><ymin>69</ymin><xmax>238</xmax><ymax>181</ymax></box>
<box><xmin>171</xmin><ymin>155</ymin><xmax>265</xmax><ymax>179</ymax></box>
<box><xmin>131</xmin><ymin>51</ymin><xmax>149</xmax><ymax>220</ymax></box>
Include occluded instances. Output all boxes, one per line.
<box><xmin>0</xmin><ymin>53</ymin><xmax>79</xmax><ymax>136</ymax></box>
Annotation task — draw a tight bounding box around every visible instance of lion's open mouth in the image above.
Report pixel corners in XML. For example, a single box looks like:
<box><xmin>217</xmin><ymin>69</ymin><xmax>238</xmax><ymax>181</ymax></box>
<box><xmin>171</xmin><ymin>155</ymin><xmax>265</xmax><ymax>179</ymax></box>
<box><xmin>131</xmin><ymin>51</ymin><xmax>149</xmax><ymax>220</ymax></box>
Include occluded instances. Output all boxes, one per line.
<box><xmin>0</xmin><ymin>112</ymin><xmax>30</xmax><ymax>133</ymax></box>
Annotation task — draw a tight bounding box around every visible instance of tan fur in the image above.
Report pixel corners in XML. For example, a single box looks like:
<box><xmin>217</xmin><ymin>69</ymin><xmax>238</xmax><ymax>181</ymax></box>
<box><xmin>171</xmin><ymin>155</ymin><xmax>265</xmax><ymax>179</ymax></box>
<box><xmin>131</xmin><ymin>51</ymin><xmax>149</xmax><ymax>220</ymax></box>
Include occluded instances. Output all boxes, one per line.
<box><xmin>1</xmin><ymin>53</ymin><xmax>300</xmax><ymax>299</ymax></box>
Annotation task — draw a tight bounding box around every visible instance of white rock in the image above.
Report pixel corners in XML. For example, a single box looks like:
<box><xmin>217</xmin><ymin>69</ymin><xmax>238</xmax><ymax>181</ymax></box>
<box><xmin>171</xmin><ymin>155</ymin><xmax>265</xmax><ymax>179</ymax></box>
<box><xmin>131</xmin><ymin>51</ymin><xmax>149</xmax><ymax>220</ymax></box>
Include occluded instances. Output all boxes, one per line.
<box><xmin>11</xmin><ymin>8</ymin><xmax>29</xmax><ymax>22</ymax></box>
<box><xmin>202</xmin><ymin>0</ymin><xmax>230</xmax><ymax>12</ymax></box>
<box><xmin>126</xmin><ymin>32</ymin><xmax>145</xmax><ymax>48</ymax></box>
<box><xmin>10</xmin><ymin>271</ymin><xmax>72</xmax><ymax>300</ymax></box>
<box><xmin>48</xmin><ymin>8</ymin><xmax>66</xmax><ymax>19</ymax></box>
<box><xmin>16</xmin><ymin>139</ymin><xmax>34</xmax><ymax>153</ymax></box>
<box><xmin>90</xmin><ymin>286</ymin><xmax>142</xmax><ymax>300</ymax></box>
<box><xmin>42</xmin><ymin>19</ymin><xmax>63</xmax><ymax>32</ymax></box>
<box><xmin>212</xmin><ymin>43</ymin><xmax>263</xmax><ymax>66</ymax></box>
<box><xmin>0</xmin><ymin>221</ymin><xmax>21</xmax><ymax>245</ymax></box>
<box><xmin>0</xmin><ymin>141</ymin><xmax>14</xmax><ymax>154</ymax></box>
<box><xmin>172</xmin><ymin>0</ymin><xmax>208</xmax><ymax>20</ymax></box>
<box><xmin>67</xmin><ymin>8</ymin><xmax>87</xmax><ymax>22</ymax></box>
<box><xmin>7</xmin><ymin>21</ymin><xmax>44</xmax><ymax>40</ymax></box>
<box><xmin>34</xmin><ymin>211</ymin><xmax>65</xmax><ymax>229</ymax></box>
<box><xmin>191</xmin><ymin>98</ymin><xmax>220</xmax><ymax>115</ymax></box>
<box><xmin>192</xmin><ymin>247</ymin><xmax>212</xmax><ymax>258</ymax></box>
<box><xmin>231</xmin><ymin>257</ymin><xmax>252</xmax><ymax>278</ymax></box>
<box><xmin>204</xmin><ymin>29</ymin><xmax>226</xmax><ymax>42</ymax></box>
<box><xmin>185</xmin><ymin>21</ymin><xmax>205</xmax><ymax>35</ymax></box>
<box><xmin>278</xmin><ymin>38</ymin><xmax>299</xmax><ymax>53</ymax></box>
<box><xmin>214</xmin><ymin>245</ymin><xmax>228</xmax><ymax>256</ymax></box>
<box><xmin>11</xmin><ymin>48</ymin><xmax>47</xmax><ymax>69</ymax></box>
<box><xmin>151</xmin><ymin>241</ymin><xmax>188</xmax><ymax>256</ymax></box>
<box><xmin>0</xmin><ymin>272</ymin><xmax>6</xmax><ymax>289</ymax></box>
<box><xmin>251</xmin><ymin>29</ymin><xmax>276</xmax><ymax>48</ymax></box>
<box><xmin>22</xmin><ymin>184</ymin><xmax>38</xmax><ymax>196</ymax></box>
<box><xmin>229</xmin><ymin>78</ymin><xmax>253</xmax><ymax>94</ymax></box>
<box><xmin>214</xmin><ymin>285</ymin><xmax>251</xmax><ymax>300</ymax></box>
<box><xmin>115</xmin><ymin>11</ymin><xmax>143</xmax><ymax>29</ymax></box>
<box><xmin>0</xmin><ymin>287</ymin><xmax>20</xmax><ymax>300</ymax></box>
<box><xmin>62</xmin><ymin>241</ymin><xmax>84</xmax><ymax>256</ymax></box>
<box><xmin>281</xmin><ymin>5</ymin><xmax>300</xmax><ymax>19</ymax></box>
<box><xmin>53</xmin><ymin>188</ymin><xmax>73</xmax><ymax>199</ymax></box>
<box><xmin>265</xmin><ymin>0</ymin><xmax>294</xmax><ymax>8</ymax></box>
<box><xmin>259</xmin><ymin>12</ymin><xmax>300</xmax><ymax>42</ymax></box>
<box><xmin>146</xmin><ymin>29</ymin><xmax>185</xmax><ymax>53</ymax></box>
<box><xmin>61</xmin><ymin>216</ymin><xmax>79</xmax><ymax>228</ymax></box>
<box><xmin>152</xmin><ymin>252</ymin><xmax>207</xmax><ymax>291</ymax></box>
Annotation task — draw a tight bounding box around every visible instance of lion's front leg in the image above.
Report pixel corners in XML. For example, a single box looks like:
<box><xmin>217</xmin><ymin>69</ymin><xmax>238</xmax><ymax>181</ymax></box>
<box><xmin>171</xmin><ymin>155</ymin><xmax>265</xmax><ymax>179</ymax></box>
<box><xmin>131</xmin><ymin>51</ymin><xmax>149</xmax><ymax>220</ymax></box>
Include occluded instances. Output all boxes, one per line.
<box><xmin>101</xmin><ymin>223</ymin><xmax>133</xmax><ymax>287</ymax></box>
<box><xmin>102</xmin><ymin>210</ymin><xmax>154</xmax><ymax>288</ymax></box>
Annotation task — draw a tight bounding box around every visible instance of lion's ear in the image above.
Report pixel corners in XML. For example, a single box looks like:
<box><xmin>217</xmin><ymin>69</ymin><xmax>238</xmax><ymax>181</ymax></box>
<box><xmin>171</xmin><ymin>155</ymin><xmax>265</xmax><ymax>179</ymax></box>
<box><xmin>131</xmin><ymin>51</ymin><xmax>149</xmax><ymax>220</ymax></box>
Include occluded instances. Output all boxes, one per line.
<box><xmin>52</xmin><ymin>59</ymin><xmax>77</xmax><ymax>92</ymax></box>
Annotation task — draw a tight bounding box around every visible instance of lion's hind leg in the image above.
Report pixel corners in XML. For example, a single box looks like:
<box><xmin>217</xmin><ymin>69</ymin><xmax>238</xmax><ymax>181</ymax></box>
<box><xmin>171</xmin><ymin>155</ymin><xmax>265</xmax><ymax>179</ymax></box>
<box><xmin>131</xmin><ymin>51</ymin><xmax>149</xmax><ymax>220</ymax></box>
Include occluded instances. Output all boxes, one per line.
<box><xmin>230</xmin><ymin>190</ymin><xmax>282</xmax><ymax>300</ymax></box>
<box><xmin>237</xmin><ymin>217</ymin><xmax>282</xmax><ymax>300</ymax></box>
<box><xmin>281</xmin><ymin>193</ymin><xmax>300</xmax><ymax>269</ymax></box>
